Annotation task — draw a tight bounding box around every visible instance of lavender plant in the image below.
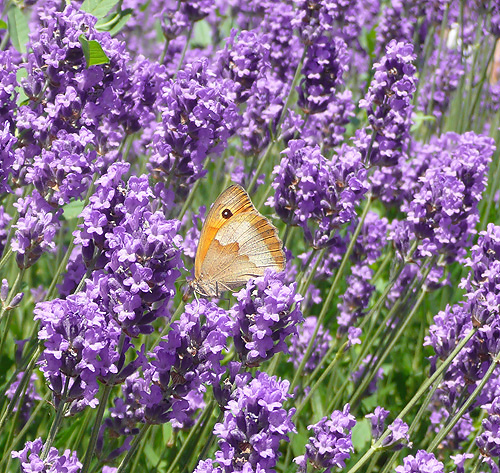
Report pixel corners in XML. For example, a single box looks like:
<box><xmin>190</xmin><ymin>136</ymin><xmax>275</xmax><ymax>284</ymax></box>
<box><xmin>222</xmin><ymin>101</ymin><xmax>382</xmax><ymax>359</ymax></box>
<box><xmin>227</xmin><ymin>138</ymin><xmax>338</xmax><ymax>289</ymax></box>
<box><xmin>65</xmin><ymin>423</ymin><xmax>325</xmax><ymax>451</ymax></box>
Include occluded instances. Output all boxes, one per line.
<box><xmin>1</xmin><ymin>1</ymin><xmax>500</xmax><ymax>473</ymax></box>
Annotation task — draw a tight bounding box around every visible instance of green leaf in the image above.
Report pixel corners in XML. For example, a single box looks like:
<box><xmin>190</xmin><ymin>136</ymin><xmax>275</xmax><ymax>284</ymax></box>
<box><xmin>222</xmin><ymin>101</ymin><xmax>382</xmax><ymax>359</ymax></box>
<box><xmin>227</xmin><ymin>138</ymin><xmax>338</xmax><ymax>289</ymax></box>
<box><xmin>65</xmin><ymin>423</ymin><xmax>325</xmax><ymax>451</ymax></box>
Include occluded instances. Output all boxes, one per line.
<box><xmin>0</xmin><ymin>19</ymin><xmax>7</xmax><ymax>29</ymax></box>
<box><xmin>411</xmin><ymin>112</ymin><xmax>436</xmax><ymax>132</ymax></box>
<box><xmin>192</xmin><ymin>20</ymin><xmax>212</xmax><ymax>48</ymax></box>
<box><xmin>16</xmin><ymin>67</ymin><xmax>28</xmax><ymax>105</ymax></box>
<box><xmin>7</xmin><ymin>5</ymin><xmax>29</xmax><ymax>54</ymax></box>
<box><xmin>78</xmin><ymin>34</ymin><xmax>110</xmax><ymax>67</ymax></box>
<box><xmin>351</xmin><ymin>418</ymin><xmax>372</xmax><ymax>451</ymax></box>
<box><xmin>96</xmin><ymin>9</ymin><xmax>133</xmax><ymax>36</ymax></box>
<box><xmin>359</xmin><ymin>26</ymin><xmax>377</xmax><ymax>58</ymax></box>
<box><xmin>62</xmin><ymin>200</ymin><xmax>85</xmax><ymax>220</ymax></box>
<box><xmin>80</xmin><ymin>0</ymin><xmax>120</xmax><ymax>19</ymax></box>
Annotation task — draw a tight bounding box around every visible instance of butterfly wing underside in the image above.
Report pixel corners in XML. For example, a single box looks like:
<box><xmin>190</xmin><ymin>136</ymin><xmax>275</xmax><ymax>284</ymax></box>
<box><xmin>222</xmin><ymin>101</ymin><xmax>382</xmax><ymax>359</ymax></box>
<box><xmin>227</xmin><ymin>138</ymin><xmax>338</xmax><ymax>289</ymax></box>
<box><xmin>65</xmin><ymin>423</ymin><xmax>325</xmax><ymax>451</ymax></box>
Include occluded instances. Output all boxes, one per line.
<box><xmin>194</xmin><ymin>184</ymin><xmax>285</xmax><ymax>296</ymax></box>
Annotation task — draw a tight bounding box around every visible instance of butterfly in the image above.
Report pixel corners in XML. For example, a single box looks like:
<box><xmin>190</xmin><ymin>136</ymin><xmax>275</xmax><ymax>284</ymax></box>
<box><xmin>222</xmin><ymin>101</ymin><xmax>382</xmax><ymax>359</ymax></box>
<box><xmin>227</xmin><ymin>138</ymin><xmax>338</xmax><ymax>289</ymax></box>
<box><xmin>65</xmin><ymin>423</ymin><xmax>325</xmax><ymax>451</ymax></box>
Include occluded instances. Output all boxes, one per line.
<box><xmin>185</xmin><ymin>184</ymin><xmax>286</xmax><ymax>298</ymax></box>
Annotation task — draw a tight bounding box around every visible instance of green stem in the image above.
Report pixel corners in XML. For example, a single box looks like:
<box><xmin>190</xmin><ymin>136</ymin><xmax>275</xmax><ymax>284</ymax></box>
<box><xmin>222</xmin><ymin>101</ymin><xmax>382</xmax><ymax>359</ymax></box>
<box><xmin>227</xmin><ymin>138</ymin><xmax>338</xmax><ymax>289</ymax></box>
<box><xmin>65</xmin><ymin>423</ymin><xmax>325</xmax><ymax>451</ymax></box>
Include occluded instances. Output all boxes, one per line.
<box><xmin>346</xmin><ymin>326</ymin><xmax>478</xmax><ymax>473</ymax></box>
<box><xmin>290</xmin><ymin>194</ymin><xmax>372</xmax><ymax>392</ymax></box>
<box><xmin>348</xmin><ymin>257</ymin><xmax>436</xmax><ymax>406</ymax></box>
<box><xmin>294</xmin><ymin>341</ymin><xmax>348</xmax><ymax>417</ymax></box>
<box><xmin>164</xmin><ymin>401</ymin><xmax>216</xmax><ymax>473</ymax></box>
<box><xmin>428</xmin><ymin>358</ymin><xmax>498</xmax><ymax>453</ymax></box>
<box><xmin>116</xmin><ymin>424</ymin><xmax>152</xmax><ymax>473</ymax></box>
<box><xmin>81</xmin><ymin>332</ymin><xmax>127</xmax><ymax>473</ymax></box>
<box><xmin>176</xmin><ymin>24</ymin><xmax>193</xmax><ymax>74</ymax></box>
<box><xmin>41</xmin><ymin>377</ymin><xmax>70</xmax><ymax>459</ymax></box>
<box><xmin>466</xmin><ymin>41</ymin><xmax>497</xmax><ymax>130</ymax></box>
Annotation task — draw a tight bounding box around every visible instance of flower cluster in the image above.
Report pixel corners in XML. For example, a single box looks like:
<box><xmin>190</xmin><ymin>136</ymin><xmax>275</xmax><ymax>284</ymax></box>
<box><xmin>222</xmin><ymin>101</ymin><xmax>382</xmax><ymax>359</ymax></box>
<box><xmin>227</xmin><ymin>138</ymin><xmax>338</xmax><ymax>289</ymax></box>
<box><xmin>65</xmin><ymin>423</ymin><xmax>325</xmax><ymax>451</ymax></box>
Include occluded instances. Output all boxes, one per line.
<box><xmin>140</xmin><ymin>300</ymin><xmax>230</xmax><ymax>425</ymax></box>
<box><xmin>358</xmin><ymin>40</ymin><xmax>417</xmax><ymax>167</ymax></box>
<box><xmin>12</xmin><ymin>438</ymin><xmax>81</xmax><ymax>473</ymax></box>
<box><xmin>405</xmin><ymin>132</ymin><xmax>494</xmax><ymax>260</ymax></box>
<box><xmin>202</xmin><ymin>372</ymin><xmax>295</xmax><ymax>473</ymax></box>
<box><xmin>150</xmin><ymin>59</ymin><xmax>240</xmax><ymax>197</ymax></box>
<box><xmin>75</xmin><ymin>164</ymin><xmax>183</xmax><ymax>336</ymax></box>
<box><xmin>297</xmin><ymin>35</ymin><xmax>348</xmax><ymax>115</ymax></box>
<box><xmin>269</xmin><ymin>139</ymin><xmax>368</xmax><ymax>248</ymax></box>
<box><xmin>395</xmin><ymin>450</ymin><xmax>444</xmax><ymax>473</ymax></box>
<box><xmin>230</xmin><ymin>270</ymin><xmax>303</xmax><ymax>367</ymax></box>
<box><xmin>34</xmin><ymin>291</ymin><xmax>121</xmax><ymax>412</ymax></box>
<box><xmin>294</xmin><ymin>404</ymin><xmax>356</xmax><ymax>472</ymax></box>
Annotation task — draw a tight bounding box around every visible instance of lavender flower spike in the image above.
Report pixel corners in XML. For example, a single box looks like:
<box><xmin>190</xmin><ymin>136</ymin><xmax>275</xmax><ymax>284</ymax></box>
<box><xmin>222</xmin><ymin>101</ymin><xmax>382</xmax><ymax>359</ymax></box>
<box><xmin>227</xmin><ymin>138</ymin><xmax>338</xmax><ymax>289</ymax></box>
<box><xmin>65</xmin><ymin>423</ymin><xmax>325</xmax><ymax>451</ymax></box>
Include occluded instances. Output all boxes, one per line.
<box><xmin>294</xmin><ymin>404</ymin><xmax>356</xmax><ymax>472</ymax></box>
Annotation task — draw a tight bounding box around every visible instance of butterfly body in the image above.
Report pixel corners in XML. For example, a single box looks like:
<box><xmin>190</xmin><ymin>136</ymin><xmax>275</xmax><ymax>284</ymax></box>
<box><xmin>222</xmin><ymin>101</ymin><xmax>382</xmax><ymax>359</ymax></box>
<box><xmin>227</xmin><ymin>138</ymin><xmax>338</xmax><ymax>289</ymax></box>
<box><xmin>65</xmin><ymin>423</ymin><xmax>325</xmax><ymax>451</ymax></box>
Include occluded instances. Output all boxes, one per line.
<box><xmin>189</xmin><ymin>184</ymin><xmax>285</xmax><ymax>297</ymax></box>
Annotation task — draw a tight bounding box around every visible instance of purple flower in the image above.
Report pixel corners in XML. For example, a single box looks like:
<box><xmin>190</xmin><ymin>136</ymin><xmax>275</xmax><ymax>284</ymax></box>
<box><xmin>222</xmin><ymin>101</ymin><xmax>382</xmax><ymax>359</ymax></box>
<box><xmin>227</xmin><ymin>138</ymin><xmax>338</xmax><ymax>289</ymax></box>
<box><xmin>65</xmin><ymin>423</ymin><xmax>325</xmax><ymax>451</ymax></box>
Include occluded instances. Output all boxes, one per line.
<box><xmin>230</xmin><ymin>270</ymin><xmax>303</xmax><ymax>367</ymax></box>
<box><xmin>6</xmin><ymin>372</ymin><xmax>41</xmax><ymax>423</ymax></box>
<box><xmin>150</xmin><ymin>59</ymin><xmax>240</xmax><ymax>198</ymax></box>
<box><xmin>294</xmin><ymin>404</ymin><xmax>356</xmax><ymax>472</ymax></box>
<box><xmin>351</xmin><ymin>355</ymin><xmax>383</xmax><ymax>396</ymax></box>
<box><xmin>417</xmin><ymin>48</ymin><xmax>464</xmax><ymax>124</ymax></box>
<box><xmin>34</xmin><ymin>291</ymin><xmax>121</xmax><ymax>412</ymax></box>
<box><xmin>12</xmin><ymin>438</ymin><xmax>82</xmax><ymax>473</ymax></box>
<box><xmin>76</xmin><ymin>165</ymin><xmax>183</xmax><ymax>335</ymax></box>
<box><xmin>302</xmin><ymin>90</ymin><xmax>355</xmax><ymax>148</ymax></box>
<box><xmin>0</xmin><ymin>123</ymin><xmax>16</xmax><ymax>195</ymax></box>
<box><xmin>395</xmin><ymin>450</ymin><xmax>444</xmax><ymax>473</ymax></box>
<box><xmin>269</xmin><ymin>139</ymin><xmax>368</xmax><ymax>248</ymax></box>
<box><xmin>383</xmin><ymin>419</ymin><xmax>410</xmax><ymax>450</ymax></box>
<box><xmin>477</xmin><ymin>397</ymin><xmax>500</xmax><ymax>460</ymax></box>
<box><xmin>451</xmin><ymin>453</ymin><xmax>474</xmax><ymax>473</ymax></box>
<box><xmin>140</xmin><ymin>300</ymin><xmax>230</xmax><ymax>425</ymax></box>
<box><xmin>297</xmin><ymin>35</ymin><xmax>349</xmax><ymax>115</ymax></box>
<box><xmin>208</xmin><ymin>371</ymin><xmax>295</xmax><ymax>472</ymax></box>
<box><xmin>217</xmin><ymin>29</ymin><xmax>271</xmax><ymax>104</ymax></box>
<box><xmin>0</xmin><ymin>50</ymin><xmax>19</xmax><ymax>129</ymax></box>
<box><xmin>289</xmin><ymin>316</ymin><xmax>332</xmax><ymax>373</ymax></box>
<box><xmin>396</xmin><ymin>450</ymin><xmax>444</xmax><ymax>473</ymax></box>
<box><xmin>358</xmin><ymin>40</ymin><xmax>417</xmax><ymax>167</ymax></box>
<box><xmin>0</xmin><ymin>205</ymin><xmax>11</xmax><ymax>257</ymax></box>
<box><xmin>12</xmin><ymin>191</ymin><xmax>62</xmax><ymax>269</ymax></box>
<box><xmin>365</xmin><ymin>406</ymin><xmax>390</xmax><ymax>441</ymax></box>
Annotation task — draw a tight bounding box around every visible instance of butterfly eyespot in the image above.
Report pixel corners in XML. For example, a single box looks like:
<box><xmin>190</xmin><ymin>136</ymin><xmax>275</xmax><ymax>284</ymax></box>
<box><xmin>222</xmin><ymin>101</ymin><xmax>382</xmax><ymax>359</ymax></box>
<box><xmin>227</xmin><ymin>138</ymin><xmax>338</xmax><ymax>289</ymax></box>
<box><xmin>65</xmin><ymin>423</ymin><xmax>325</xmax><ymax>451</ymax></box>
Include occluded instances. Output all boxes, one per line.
<box><xmin>222</xmin><ymin>208</ymin><xmax>233</xmax><ymax>219</ymax></box>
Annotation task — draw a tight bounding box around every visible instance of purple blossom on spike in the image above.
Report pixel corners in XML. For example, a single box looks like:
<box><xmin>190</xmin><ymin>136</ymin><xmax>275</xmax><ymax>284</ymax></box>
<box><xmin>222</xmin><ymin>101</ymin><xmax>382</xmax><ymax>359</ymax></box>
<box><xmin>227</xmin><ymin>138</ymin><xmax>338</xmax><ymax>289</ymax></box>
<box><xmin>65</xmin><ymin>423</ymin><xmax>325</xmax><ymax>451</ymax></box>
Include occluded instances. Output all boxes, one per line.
<box><xmin>12</xmin><ymin>191</ymin><xmax>62</xmax><ymax>269</ymax></box>
<box><xmin>269</xmin><ymin>139</ymin><xmax>368</xmax><ymax>248</ymax></box>
<box><xmin>405</xmin><ymin>132</ymin><xmax>494</xmax><ymax>261</ymax></box>
<box><xmin>365</xmin><ymin>406</ymin><xmax>390</xmax><ymax>441</ymax></box>
<box><xmin>417</xmin><ymin>48</ymin><xmax>464</xmax><ymax>124</ymax></box>
<box><xmin>34</xmin><ymin>291</ymin><xmax>121</xmax><ymax>412</ymax></box>
<box><xmin>358</xmin><ymin>40</ymin><xmax>417</xmax><ymax>167</ymax></box>
<box><xmin>451</xmin><ymin>453</ymin><xmax>474</xmax><ymax>473</ymax></box>
<box><xmin>217</xmin><ymin>29</ymin><xmax>271</xmax><ymax>104</ymax></box>
<box><xmin>0</xmin><ymin>206</ymin><xmax>11</xmax><ymax>257</ymax></box>
<box><xmin>477</xmin><ymin>397</ymin><xmax>500</xmax><ymax>461</ymax></box>
<box><xmin>75</xmin><ymin>165</ymin><xmax>183</xmax><ymax>334</ymax></box>
<box><xmin>6</xmin><ymin>372</ymin><xmax>41</xmax><ymax>423</ymax></box>
<box><xmin>210</xmin><ymin>372</ymin><xmax>295</xmax><ymax>472</ymax></box>
<box><xmin>303</xmin><ymin>90</ymin><xmax>355</xmax><ymax>148</ymax></box>
<box><xmin>294</xmin><ymin>404</ymin><xmax>356</xmax><ymax>472</ymax></box>
<box><xmin>140</xmin><ymin>300</ymin><xmax>230</xmax><ymax>425</ymax></box>
<box><xmin>395</xmin><ymin>450</ymin><xmax>444</xmax><ymax>473</ymax></box>
<box><xmin>0</xmin><ymin>124</ymin><xmax>16</xmax><ymax>195</ymax></box>
<box><xmin>0</xmin><ymin>50</ymin><xmax>18</xmax><ymax>129</ymax></box>
<box><xmin>351</xmin><ymin>355</ymin><xmax>383</xmax><ymax>395</ymax></box>
<box><xmin>289</xmin><ymin>316</ymin><xmax>332</xmax><ymax>373</ymax></box>
<box><xmin>150</xmin><ymin>59</ymin><xmax>240</xmax><ymax>198</ymax></box>
<box><xmin>12</xmin><ymin>438</ymin><xmax>82</xmax><ymax>473</ymax></box>
<box><xmin>382</xmin><ymin>419</ymin><xmax>410</xmax><ymax>450</ymax></box>
<box><xmin>230</xmin><ymin>270</ymin><xmax>303</xmax><ymax>367</ymax></box>
<box><xmin>297</xmin><ymin>35</ymin><xmax>348</xmax><ymax>115</ymax></box>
